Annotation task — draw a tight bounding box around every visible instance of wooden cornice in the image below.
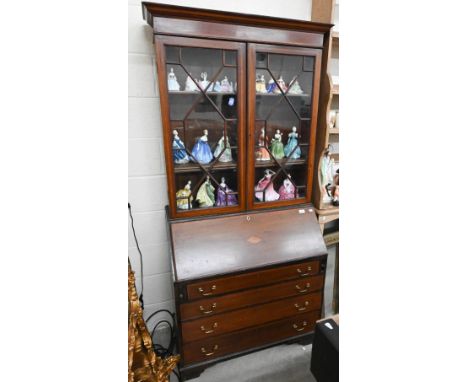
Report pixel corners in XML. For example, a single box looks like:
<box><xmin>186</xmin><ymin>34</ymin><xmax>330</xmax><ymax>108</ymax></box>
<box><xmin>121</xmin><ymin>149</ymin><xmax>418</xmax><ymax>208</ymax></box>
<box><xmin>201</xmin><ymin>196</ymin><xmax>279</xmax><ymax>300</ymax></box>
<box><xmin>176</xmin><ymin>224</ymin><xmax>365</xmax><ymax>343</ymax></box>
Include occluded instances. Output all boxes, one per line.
<box><xmin>142</xmin><ymin>2</ymin><xmax>333</xmax><ymax>34</ymax></box>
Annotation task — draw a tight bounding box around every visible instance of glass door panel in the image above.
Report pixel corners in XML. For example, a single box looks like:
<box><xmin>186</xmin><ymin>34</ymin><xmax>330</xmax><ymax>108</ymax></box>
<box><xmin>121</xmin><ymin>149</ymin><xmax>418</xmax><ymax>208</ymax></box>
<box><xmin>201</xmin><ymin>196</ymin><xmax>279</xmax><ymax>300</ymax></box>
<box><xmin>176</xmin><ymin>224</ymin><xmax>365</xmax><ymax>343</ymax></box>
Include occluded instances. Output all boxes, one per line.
<box><xmin>157</xmin><ymin>36</ymin><xmax>245</xmax><ymax>217</ymax></box>
<box><xmin>248</xmin><ymin>44</ymin><xmax>321</xmax><ymax>209</ymax></box>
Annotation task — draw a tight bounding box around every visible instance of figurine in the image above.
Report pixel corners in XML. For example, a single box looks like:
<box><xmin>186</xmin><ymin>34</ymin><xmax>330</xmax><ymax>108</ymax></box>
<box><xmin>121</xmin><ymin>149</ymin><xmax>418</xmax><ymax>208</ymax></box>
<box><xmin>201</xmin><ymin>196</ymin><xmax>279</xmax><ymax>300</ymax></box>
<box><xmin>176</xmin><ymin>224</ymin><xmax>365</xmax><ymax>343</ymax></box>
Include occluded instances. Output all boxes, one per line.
<box><xmin>288</xmin><ymin>78</ymin><xmax>304</xmax><ymax>94</ymax></box>
<box><xmin>278</xmin><ymin>175</ymin><xmax>296</xmax><ymax>200</ymax></box>
<box><xmin>331</xmin><ymin>169</ymin><xmax>339</xmax><ymax>206</ymax></box>
<box><xmin>275</xmin><ymin>76</ymin><xmax>287</xmax><ymax>94</ymax></box>
<box><xmin>255</xmin><ymin>169</ymin><xmax>279</xmax><ymax>202</ymax></box>
<box><xmin>270</xmin><ymin>129</ymin><xmax>285</xmax><ymax>160</ymax></box>
<box><xmin>167</xmin><ymin>68</ymin><xmax>180</xmax><ymax>91</ymax></box>
<box><xmin>213</xmin><ymin>136</ymin><xmax>232</xmax><ymax>162</ymax></box>
<box><xmin>219</xmin><ymin>76</ymin><xmax>233</xmax><ymax>92</ymax></box>
<box><xmin>266</xmin><ymin>78</ymin><xmax>277</xmax><ymax>93</ymax></box>
<box><xmin>196</xmin><ymin>177</ymin><xmax>215</xmax><ymax>207</ymax></box>
<box><xmin>176</xmin><ymin>181</ymin><xmax>193</xmax><ymax>210</ymax></box>
<box><xmin>216</xmin><ymin>177</ymin><xmax>238</xmax><ymax>206</ymax></box>
<box><xmin>328</xmin><ymin>110</ymin><xmax>337</xmax><ymax>129</ymax></box>
<box><xmin>213</xmin><ymin>81</ymin><xmax>222</xmax><ymax>92</ymax></box>
<box><xmin>198</xmin><ymin>72</ymin><xmax>211</xmax><ymax>91</ymax></box>
<box><xmin>172</xmin><ymin>130</ymin><xmax>189</xmax><ymax>164</ymax></box>
<box><xmin>283</xmin><ymin>126</ymin><xmax>301</xmax><ymax>159</ymax></box>
<box><xmin>320</xmin><ymin>149</ymin><xmax>335</xmax><ymax>202</ymax></box>
<box><xmin>185</xmin><ymin>73</ymin><xmax>199</xmax><ymax>92</ymax></box>
<box><xmin>256</xmin><ymin>74</ymin><xmax>267</xmax><ymax>94</ymax></box>
<box><xmin>191</xmin><ymin>129</ymin><xmax>213</xmax><ymax>164</ymax></box>
<box><xmin>255</xmin><ymin>128</ymin><xmax>270</xmax><ymax>161</ymax></box>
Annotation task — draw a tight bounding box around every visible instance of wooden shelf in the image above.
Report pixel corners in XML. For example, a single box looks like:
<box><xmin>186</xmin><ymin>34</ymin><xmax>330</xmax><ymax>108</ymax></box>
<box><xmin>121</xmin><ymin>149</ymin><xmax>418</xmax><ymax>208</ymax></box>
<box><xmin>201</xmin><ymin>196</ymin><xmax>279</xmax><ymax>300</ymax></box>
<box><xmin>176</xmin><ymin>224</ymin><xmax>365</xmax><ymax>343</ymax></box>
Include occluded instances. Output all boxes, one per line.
<box><xmin>174</xmin><ymin>161</ymin><xmax>237</xmax><ymax>174</ymax></box>
<box><xmin>169</xmin><ymin>91</ymin><xmax>236</xmax><ymax>95</ymax></box>
<box><xmin>254</xmin><ymin>158</ymin><xmax>306</xmax><ymax>168</ymax></box>
<box><xmin>332</xmin><ymin>84</ymin><xmax>339</xmax><ymax>95</ymax></box>
<box><xmin>329</xmin><ymin>128</ymin><xmax>339</xmax><ymax>134</ymax></box>
<box><xmin>255</xmin><ymin>93</ymin><xmax>309</xmax><ymax>97</ymax></box>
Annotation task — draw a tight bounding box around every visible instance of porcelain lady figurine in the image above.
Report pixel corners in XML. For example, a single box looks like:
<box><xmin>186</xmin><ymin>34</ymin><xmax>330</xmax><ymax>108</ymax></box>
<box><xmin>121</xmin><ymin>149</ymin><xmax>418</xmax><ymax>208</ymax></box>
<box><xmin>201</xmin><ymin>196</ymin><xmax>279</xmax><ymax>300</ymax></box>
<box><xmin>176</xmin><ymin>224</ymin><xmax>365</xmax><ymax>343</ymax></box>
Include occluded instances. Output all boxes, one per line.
<box><xmin>172</xmin><ymin>130</ymin><xmax>189</xmax><ymax>164</ymax></box>
<box><xmin>213</xmin><ymin>81</ymin><xmax>222</xmax><ymax>92</ymax></box>
<box><xmin>219</xmin><ymin>76</ymin><xmax>233</xmax><ymax>92</ymax></box>
<box><xmin>255</xmin><ymin>128</ymin><xmax>270</xmax><ymax>161</ymax></box>
<box><xmin>278</xmin><ymin>176</ymin><xmax>296</xmax><ymax>200</ymax></box>
<box><xmin>288</xmin><ymin>78</ymin><xmax>304</xmax><ymax>94</ymax></box>
<box><xmin>176</xmin><ymin>181</ymin><xmax>193</xmax><ymax>210</ymax></box>
<box><xmin>167</xmin><ymin>68</ymin><xmax>180</xmax><ymax>91</ymax></box>
<box><xmin>216</xmin><ymin>177</ymin><xmax>238</xmax><ymax>206</ymax></box>
<box><xmin>213</xmin><ymin>136</ymin><xmax>232</xmax><ymax>162</ymax></box>
<box><xmin>270</xmin><ymin>129</ymin><xmax>285</xmax><ymax>159</ymax></box>
<box><xmin>185</xmin><ymin>73</ymin><xmax>199</xmax><ymax>92</ymax></box>
<box><xmin>191</xmin><ymin>129</ymin><xmax>213</xmax><ymax>164</ymax></box>
<box><xmin>196</xmin><ymin>177</ymin><xmax>215</xmax><ymax>207</ymax></box>
<box><xmin>283</xmin><ymin>126</ymin><xmax>301</xmax><ymax>159</ymax></box>
<box><xmin>255</xmin><ymin>169</ymin><xmax>279</xmax><ymax>202</ymax></box>
<box><xmin>275</xmin><ymin>76</ymin><xmax>287</xmax><ymax>93</ymax></box>
<box><xmin>198</xmin><ymin>72</ymin><xmax>211</xmax><ymax>91</ymax></box>
<box><xmin>256</xmin><ymin>74</ymin><xmax>267</xmax><ymax>94</ymax></box>
<box><xmin>331</xmin><ymin>169</ymin><xmax>339</xmax><ymax>206</ymax></box>
<box><xmin>320</xmin><ymin>149</ymin><xmax>334</xmax><ymax>201</ymax></box>
<box><xmin>266</xmin><ymin>78</ymin><xmax>277</xmax><ymax>93</ymax></box>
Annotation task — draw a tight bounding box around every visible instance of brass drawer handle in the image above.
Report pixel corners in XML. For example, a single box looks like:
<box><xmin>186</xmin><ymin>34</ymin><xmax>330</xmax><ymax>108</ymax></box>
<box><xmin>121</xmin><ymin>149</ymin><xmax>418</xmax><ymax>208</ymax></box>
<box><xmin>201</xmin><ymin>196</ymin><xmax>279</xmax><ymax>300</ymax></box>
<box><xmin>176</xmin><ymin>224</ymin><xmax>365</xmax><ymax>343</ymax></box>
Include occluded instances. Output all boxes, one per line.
<box><xmin>198</xmin><ymin>285</ymin><xmax>216</xmax><ymax>296</ymax></box>
<box><xmin>201</xmin><ymin>344</ymin><xmax>219</xmax><ymax>356</ymax></box>
<box><xmin>297</xmin><ymin>266</ymin><xmax>312</xmax><ymax>277</ymax></box>
<box><xmin>200</xmin><ymin>322</ymin><xmax>218</xmax><ymax>334</ymax></box>
<box><xmin>294</xmin><ymin>301</ymin><xmax>309</xmax><ymax>311</ymax></box>
<box><xmin>199</xmin><ymin>303</ymin><xmax>217</xmax><ymax>314</ymax></box>
<box><xmin>295</xmin><ymin>283</ymin><xmax>311</xmax><ymax>293</ymax></box>
<box><xmin>293</xmin><ymin>321</ymin><xmax>308</xmax><ymax>332</ymax></box>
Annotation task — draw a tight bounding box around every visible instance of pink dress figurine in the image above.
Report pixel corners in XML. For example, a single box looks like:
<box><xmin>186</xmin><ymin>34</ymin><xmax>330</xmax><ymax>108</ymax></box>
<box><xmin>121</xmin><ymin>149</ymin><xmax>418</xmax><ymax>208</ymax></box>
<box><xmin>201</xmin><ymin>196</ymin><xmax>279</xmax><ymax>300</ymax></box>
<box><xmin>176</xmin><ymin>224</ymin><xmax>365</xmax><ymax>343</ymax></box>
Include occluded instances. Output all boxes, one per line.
<box><xmin>278</xmin><ymin>176</ymin><xmax>296</xmax><ymax>200</ymax></box>
<box><xmin>255</xmin><ymin>169</ymin><xmax>279</xmax><ymax>202</ymax></box>
<box><xmin>255</xmin><ymin>128</ymin><xmax>270</xmax><ymax>161</ymax></box>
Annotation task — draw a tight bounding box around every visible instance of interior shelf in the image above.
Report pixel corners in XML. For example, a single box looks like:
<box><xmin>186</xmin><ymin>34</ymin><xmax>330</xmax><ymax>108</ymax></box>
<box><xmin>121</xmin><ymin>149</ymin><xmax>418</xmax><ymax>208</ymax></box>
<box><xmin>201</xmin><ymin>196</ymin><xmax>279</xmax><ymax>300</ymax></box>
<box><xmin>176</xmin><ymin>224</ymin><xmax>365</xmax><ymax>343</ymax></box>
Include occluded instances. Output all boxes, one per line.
<box><xmin>255</xmin><ymin>93</ymin><xmax>309</xmax><ymax>97</ymax></box>
<box><xmin>174</xmin><ymin>161</ymin><xmax>238</xmax><ymax>173</ymax></box>
<box><xmin>169</xmin><ymin>91</ymin><xmax>236</xmax><ymax>95</ymax></box>
<box><xmin>254</xmin><ymin>158</ymin><xmax>306</xmax><ymax>168</ymax></box>
<box><xmin>329</xmin><ymin>128</ymin><xmax>339</xmax><ymax>134</ymax></box>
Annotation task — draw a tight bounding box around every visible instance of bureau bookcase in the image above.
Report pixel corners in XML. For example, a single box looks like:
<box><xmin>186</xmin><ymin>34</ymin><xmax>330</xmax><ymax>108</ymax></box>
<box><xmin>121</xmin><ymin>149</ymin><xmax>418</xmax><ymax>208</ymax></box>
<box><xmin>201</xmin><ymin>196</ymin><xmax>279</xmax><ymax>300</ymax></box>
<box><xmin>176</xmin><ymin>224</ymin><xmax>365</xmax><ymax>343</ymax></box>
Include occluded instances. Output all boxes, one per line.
<box><xmin>142</xmin><ymin>3</ymin><xmax>332</xmax><ymax>379</ymax></box>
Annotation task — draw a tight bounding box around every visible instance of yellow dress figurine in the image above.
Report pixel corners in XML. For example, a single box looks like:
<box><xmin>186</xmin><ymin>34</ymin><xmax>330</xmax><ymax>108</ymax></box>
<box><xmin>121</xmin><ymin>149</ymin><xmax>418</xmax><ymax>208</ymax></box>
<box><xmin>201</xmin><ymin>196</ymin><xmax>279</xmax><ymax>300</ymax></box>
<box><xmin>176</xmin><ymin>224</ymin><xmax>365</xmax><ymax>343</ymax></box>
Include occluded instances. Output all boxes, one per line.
<box><xmin>176</xmin><ymin>181</ymin><xmax>193</xmax><ymax>210</ymax></box>
<box><xmin>256</xmin><ymin>74</ymin><xmax>267</xmax><ymax>94</ymax></box>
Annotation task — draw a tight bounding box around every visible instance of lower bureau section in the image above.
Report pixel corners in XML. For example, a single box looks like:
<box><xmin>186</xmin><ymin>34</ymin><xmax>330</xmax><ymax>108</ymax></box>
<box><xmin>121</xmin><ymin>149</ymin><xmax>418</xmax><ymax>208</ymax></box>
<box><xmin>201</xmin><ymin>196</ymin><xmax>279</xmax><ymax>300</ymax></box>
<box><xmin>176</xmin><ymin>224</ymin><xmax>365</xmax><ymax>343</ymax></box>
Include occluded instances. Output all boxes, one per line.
<box><xmin>182</xmin><ymin>311</ymin><xmax>321</xmax><ymax>365</ymax></box>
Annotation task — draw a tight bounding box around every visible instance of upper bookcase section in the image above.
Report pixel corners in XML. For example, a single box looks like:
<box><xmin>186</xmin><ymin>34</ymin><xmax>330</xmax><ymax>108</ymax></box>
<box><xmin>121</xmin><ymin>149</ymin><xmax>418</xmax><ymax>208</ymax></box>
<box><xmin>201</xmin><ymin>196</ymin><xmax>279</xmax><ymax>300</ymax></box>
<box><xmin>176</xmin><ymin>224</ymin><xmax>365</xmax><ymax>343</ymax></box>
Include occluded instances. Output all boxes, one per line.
<box><xmin>142</xmin><ymin>2</ymin><xmax>333</xmax><ymax>49</ymax></box>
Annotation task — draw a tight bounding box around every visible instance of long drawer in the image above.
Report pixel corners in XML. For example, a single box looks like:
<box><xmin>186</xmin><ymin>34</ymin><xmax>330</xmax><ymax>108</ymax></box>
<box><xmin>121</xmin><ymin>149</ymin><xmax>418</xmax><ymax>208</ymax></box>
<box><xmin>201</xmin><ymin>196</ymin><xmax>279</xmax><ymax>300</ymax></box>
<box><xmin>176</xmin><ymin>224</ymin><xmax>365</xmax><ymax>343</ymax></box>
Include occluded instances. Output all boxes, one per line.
<box><xmin>183</xmin><ymin>311</ymin><xmax>321</xmax><ymax>365</ymax></box>
<box><xmin>186</xmin><ymin>260</ymin><xmax>321</xmax><ymax>301</ymax></box>
<box><xmin>180</xmin><ymin>275</ymin><xmax>324</xmax><ymax>321</ymax></box>
<box><xmin>181</xmin><ymin>292</ymin><xmax>322</xmax><ymax>343</ymax></box>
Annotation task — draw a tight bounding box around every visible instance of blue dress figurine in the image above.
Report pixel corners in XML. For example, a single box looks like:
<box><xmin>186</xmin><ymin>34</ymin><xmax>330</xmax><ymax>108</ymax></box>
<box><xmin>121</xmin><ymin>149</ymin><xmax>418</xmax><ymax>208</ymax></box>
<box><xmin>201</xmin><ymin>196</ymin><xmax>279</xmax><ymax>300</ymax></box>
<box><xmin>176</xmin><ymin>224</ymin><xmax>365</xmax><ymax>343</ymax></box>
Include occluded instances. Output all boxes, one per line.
<box><xmin>191</xmin><ymin>129</ymin><xmax>213</xmax><ymax>164</ymax></box>
<box><xmin>172</xmin><ymin>130</ymin><xmax>189</xmax><ymax>164</ymax></box>
<box><xmin>284</xmin><ymin>126</ymin><xmax>301</xmax><ymax>159</ymax></box>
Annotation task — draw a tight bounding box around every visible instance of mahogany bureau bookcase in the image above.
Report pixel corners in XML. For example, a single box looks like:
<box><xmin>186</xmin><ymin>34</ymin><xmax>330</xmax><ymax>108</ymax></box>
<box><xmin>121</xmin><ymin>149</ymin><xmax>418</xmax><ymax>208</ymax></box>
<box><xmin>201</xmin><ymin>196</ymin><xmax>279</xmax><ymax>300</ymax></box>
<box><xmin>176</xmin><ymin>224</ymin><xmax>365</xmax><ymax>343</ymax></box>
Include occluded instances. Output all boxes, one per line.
<box><xmin>141</xmin><ymin>3</ymin><xmax>332</xmax><ymax>379</ymax></box>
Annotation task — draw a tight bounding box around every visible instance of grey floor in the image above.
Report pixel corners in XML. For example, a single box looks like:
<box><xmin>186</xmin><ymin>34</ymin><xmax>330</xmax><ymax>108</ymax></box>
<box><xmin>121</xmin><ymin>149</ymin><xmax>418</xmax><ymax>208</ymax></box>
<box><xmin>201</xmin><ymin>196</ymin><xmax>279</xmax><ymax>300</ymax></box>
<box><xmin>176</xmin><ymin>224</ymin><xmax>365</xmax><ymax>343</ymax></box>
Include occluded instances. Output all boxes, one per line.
<box><xmin>181</xmin><ymin>247</ymin><xmax>336</xmax><ymax>382</ymax></box>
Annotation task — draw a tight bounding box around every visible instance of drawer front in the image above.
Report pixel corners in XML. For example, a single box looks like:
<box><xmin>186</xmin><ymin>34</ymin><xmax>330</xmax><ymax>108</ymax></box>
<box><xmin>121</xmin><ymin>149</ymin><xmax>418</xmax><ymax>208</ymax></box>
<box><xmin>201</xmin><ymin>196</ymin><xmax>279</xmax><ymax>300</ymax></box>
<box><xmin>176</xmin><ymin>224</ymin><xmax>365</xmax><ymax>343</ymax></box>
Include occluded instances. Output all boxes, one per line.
<box><xmin>182</xmin><ymin>292</ymin><xmax>322</xmax><ymax>343</ymax></box>
<box><xmin>186</xmin><ymin>260</ymin><xmax>321</xmax><ymax>301</ymax></box>
<box><xmin>180</xmin><ymin>275</ymin><xmax>324</xmax><ymax>321</ymax></box>
<box><xmin>183</xmin><ymin>311</ymin><xmax>321</xmax><ymax>365</ymax></box>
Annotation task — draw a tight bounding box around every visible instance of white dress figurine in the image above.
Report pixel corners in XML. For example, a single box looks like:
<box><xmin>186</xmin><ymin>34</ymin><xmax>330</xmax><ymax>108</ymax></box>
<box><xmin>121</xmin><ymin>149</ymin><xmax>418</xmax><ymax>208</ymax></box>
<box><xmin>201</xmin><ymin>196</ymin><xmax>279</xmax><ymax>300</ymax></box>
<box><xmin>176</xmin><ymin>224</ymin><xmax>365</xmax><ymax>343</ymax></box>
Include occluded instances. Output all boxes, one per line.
<box><xmin>213</xmin><ymin>136</ymin><xmax>232</xmax><ymax>162</ymax></box>
<box><xmin>276</xmin><ymin>76</ymin><xmax>287</xmax><ymax>93</ymax></box>
<box><xmin>199</xmin><ymin>72</ymin><xmax>211</xmax><ymax>91</ymax></box>
<box><xmin>320</xmin><ymin>149</ymin><xmax>335</xmax><ymax>202</ymax></box>
<box><xmin>185</xmin><ymin>73</ymin><xmax>199</xmax><ymax>92</ymax></box>
<box><xmin>167</xmin><ymin>68</ymin><xmax>180</xmax><ymax>91</ymax></box>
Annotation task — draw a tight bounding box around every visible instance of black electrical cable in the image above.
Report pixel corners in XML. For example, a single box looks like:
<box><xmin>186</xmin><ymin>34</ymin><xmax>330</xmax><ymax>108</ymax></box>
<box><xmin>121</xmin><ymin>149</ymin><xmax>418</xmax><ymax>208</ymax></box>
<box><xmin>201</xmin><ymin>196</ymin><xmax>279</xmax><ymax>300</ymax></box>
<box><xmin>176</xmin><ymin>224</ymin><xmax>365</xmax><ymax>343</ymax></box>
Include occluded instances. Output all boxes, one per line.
<box><xmin>128</xmin><ymin>203</ymin><xmax>144</xmax><ymax>309</ymax></box>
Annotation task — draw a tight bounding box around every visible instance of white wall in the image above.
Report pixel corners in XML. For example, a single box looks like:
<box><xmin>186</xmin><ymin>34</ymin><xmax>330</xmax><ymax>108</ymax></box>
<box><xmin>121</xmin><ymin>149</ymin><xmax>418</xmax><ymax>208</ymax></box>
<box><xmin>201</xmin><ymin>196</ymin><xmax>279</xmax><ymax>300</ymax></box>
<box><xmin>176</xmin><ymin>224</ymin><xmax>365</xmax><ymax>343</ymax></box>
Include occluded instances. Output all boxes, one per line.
<box><xmin>128</xmin><ymin>0</ymin><xmax>313</xmax><ymax>320</ymax></box>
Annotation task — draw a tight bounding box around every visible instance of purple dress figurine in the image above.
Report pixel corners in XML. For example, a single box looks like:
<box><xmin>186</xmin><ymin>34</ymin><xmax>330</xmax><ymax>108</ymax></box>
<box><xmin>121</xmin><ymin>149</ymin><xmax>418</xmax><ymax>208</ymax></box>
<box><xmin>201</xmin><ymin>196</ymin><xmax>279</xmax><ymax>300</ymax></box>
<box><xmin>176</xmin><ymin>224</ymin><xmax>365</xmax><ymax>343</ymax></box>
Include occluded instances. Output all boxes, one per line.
<box><xmin>278</xmin><ymin>176</ymin><xmax>296</xmax><ymax>200</ymax></box>
<box><xmin>191</xmin><ymin>129</ymin><xmax>213</xmax><ymax>164</ymax></box>
<box><xmin>216</xmin><ymin>177</ymin><xmax>238</xmax><ymax>206</ymax></box>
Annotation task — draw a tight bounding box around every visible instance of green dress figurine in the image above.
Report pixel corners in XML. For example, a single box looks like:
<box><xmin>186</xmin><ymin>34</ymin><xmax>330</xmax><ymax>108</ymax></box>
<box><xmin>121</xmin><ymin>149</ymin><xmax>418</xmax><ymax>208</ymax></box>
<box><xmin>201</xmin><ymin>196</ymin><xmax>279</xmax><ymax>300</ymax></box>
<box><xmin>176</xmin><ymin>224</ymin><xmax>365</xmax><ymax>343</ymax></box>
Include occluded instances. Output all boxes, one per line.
<box><xmin>270</xmin><ymin>129</ymin><xmax>285</xmax><ymax>159</ymax></box>
<box><xmin>196</xmin><ymin>177</ymin><xmax>215</xmax><ymax>207</ymax></box>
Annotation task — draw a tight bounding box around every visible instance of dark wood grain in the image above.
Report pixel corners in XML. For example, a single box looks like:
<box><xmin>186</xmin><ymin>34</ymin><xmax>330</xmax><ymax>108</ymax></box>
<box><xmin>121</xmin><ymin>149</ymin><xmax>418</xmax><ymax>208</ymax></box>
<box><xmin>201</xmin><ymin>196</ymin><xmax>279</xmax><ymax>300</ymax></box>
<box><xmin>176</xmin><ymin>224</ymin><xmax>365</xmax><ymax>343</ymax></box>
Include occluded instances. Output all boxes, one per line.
<box><xmin>182</xmin><ymin>311</ymin><xmax>320</xmax><ymax>364</ymax></box>
<box><xmin>181</xmin><ymin>292</ymin><xmax>322</xmax><ymax>342</ymax></box>
<box><xmin>185</xmin><ymin>260</ymin><xmax>321</xmax><ymax>301</ymax></box>
<box><xmin>153</xmin><ymin>17</ymin><xmax>324</xmax><ymax>48</ymax></box>
<box><xmin>170</xmin><ymin>207</ymin><xmax>327</xmax><ymax>282</ymax></box>
<box><xmin>180</xmin><ymin>274</ymin><xmax>324</xmax><ymax>321</ymax></box>
<box><xmin>142</xmin><ymin>2</ymin><xmax>333</xmax><ymax>33</ymax></box>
